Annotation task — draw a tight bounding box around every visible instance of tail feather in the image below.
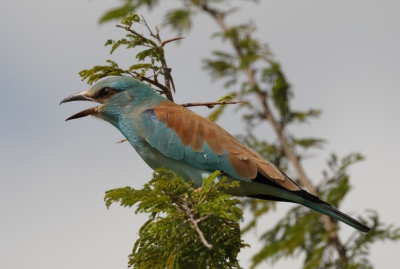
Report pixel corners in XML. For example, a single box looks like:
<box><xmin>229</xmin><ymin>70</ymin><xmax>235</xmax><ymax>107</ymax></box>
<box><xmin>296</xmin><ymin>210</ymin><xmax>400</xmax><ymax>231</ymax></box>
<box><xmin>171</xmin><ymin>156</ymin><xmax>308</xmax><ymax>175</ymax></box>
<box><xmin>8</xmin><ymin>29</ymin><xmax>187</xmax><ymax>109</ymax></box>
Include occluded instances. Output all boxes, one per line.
<box><xmin>303</xmin><ymin>200</ymin><xmax>370</xmax><ymax>233</ymax></box>
<box><xmin>248</xmin><ymin>177</ymin><xmax>370</xmax><ymax>233</ymax></box>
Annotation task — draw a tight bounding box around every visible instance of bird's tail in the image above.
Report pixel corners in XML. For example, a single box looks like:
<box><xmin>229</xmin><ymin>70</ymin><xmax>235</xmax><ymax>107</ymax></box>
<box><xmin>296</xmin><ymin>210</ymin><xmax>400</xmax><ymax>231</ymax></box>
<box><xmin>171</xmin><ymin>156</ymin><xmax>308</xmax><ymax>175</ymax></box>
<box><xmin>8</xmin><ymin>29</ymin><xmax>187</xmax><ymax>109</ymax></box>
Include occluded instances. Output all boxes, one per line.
<box><xmin>246</xmin><ymin>182</ymin><xmax>371</xmax><ymax>233</ymax></box>
<box><xmin>239</xmin><ymin>178</ymin><xmax>370</xmax><ymax>232</ymax></box>
<box><xmin>302</xmin><ymin>200</ymin><xmax>370</xmax><ymax>233</ymax></box>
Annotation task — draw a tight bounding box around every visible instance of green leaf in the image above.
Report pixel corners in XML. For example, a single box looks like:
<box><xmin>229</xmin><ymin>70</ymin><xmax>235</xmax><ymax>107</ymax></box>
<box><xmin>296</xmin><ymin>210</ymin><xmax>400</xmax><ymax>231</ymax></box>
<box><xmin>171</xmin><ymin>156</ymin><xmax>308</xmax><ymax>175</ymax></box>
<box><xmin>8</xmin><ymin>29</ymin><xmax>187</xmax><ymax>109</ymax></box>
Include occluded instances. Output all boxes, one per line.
<box><xmin>136</xmin><ymin>48</ymin><xmax>158</xmax><ymax>61</ymax></box>
<box><xmin>217</xmin><ymin>94</ymin><xmax>233</xmax><ymax>102</ymax></box>
<box><xmin>79</xmin><ymin>60</ymin><xmax>130</xmax><ymax>85</ymax></box>
<box><xmin>163</xmin><ymin>9</ymin><xmax>192</xmax><ymax>35</ymax></box>
<box><xmin>99</xmin><ymin>5</ymin><xmax>135</xmax><ymax>24</ymax></box>
<box><xmin>292</xmin><ymin>138</ymin><xmax>326</xmax><ymax>150</ymax></box>
<box><xmin>104</xmin><ymin>39</ymin><xmax>113</xmax><ymax>46</ymax></box>
<box><xmin>208</xmin><ymin>105</ymin><xmax>226</xmax><ymax>122</ymax></box>
<box><xmin>128</xmin><ymin>63</ymin><xmax>152</xmax><ymax>71</ymax></box>
<box><xmin>289</xmin><ymin>109</ymin><xmax>322</xmax><ymax>123</ymax></box>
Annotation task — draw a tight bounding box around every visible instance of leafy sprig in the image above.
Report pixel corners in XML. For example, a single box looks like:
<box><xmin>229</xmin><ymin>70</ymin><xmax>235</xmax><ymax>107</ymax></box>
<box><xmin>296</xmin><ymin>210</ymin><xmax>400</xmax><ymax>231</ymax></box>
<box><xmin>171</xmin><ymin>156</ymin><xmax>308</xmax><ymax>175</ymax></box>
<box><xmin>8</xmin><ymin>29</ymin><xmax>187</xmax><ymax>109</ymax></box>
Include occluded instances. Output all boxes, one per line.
<box><xmin>105</xmin><ymin>168</ymin><xmax>248</xmax><ymax>268</ymax></box>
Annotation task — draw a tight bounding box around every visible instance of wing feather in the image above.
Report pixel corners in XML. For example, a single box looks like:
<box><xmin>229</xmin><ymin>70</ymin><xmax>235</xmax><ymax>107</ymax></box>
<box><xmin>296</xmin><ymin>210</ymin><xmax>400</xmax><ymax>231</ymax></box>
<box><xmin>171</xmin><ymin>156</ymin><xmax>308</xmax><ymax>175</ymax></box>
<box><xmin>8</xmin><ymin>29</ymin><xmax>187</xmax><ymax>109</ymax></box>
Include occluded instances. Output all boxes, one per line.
<box><xmin>142</xmin><ymin>101</ymin><xmax>300</xmax><ymax>191</ymax></box>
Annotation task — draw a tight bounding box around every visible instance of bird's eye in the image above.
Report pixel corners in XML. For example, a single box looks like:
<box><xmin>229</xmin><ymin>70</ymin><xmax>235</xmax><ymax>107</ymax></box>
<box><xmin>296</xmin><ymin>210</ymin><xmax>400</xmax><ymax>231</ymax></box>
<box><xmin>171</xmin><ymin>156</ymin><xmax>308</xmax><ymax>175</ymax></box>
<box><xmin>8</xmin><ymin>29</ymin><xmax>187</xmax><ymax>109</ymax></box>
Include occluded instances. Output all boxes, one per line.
<box><xmin>99</xmin><ymin>87</ymin><xmax>114</xmax><ymax>98</ymax></box>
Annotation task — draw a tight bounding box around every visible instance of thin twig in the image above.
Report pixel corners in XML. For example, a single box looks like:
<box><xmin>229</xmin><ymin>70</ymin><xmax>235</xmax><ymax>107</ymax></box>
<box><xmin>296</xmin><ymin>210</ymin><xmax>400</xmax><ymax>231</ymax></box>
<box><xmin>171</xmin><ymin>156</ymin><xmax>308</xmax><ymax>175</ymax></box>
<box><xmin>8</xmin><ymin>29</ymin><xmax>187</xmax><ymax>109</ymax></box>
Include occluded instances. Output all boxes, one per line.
<box><xmin>118</xmin><ymin>17</ymin><xmax>181</xmax><ymax>102</ymax></box>
<box><xmin>181</xmin><ymin>101</ymin><xmax>242</xmax><ymax>108</ymax></box>
<box><xmin>116</xmin><ymin>25</ymin><xmax>153</xmax><ymax>45</ymax></box>
<box><xmin>153</xmin><ymin>25</ymin><xmax>161</xmax><ymax>43</ymax></box>
<box><xmin>191</xmin><ymin>215</ymin><xmax>213</xmax><ymax>249</ymax></box>
<box><xmin>141</xmin><ymin>15</ymin><xmax>154</xmax><ymax>36</ymax></box>
<box><xmin>131</xmin><ymin>71</ymin><xmax>170</xmax><ymax>93</ymax></box>
<box><xmin>222</xmin><ymin>219</ymin><xmax>237</xmax><ymax>229</ymax></box>
<box><xmin>170</xmin><ymin>71</ymin><xmax>176</xmax><ymax>93</ymax></box>
<box><xmin>172</xmin><ymin>197</ymin><xmax>213</xmax><ymax>249</ymax></box>
<box><xmin>161</xmin><ymin>37</ymin><xmax>185</xmax><ymax>47</ymax></box>
<box><xmin>196</xmin><ymin>214</ymin><xmax>211</xmax><ymax>223</ymax></box>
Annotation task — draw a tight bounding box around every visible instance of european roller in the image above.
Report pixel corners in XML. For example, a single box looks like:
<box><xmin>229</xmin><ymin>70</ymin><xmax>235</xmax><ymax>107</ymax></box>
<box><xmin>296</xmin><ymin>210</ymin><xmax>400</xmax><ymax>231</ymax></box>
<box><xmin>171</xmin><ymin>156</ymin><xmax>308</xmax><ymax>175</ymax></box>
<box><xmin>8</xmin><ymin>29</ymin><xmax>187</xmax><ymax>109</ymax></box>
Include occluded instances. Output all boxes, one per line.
<box><xmin>61</xmin><ymin>76</ymin><xmax>370</xmax><ymax>233</ymax></box>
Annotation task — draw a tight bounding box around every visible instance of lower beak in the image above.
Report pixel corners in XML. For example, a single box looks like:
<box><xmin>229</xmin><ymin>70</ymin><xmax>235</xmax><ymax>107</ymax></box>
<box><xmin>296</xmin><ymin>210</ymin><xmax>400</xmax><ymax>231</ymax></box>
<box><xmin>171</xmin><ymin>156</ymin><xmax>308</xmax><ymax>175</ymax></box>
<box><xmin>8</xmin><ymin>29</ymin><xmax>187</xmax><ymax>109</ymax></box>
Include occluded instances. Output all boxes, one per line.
<box><xmin>65</xmin><ymin>107</ymin><xmax>99</xmax><ymax>121</ymax></box>
<box><xmin>60</xmin><ymin>91</ymin><xmax>99</xmax><ymax>121</ymax></box>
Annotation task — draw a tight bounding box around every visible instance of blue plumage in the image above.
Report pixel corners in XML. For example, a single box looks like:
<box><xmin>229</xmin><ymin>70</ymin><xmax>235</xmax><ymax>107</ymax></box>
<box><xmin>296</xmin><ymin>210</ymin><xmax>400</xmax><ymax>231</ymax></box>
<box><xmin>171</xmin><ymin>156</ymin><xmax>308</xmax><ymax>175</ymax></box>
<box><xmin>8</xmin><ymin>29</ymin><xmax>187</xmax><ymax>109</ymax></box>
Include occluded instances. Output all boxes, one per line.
<box><xmin>60</xmin><ymin>76</ymin><xmax>370</xmax><ymax>233</ymax></box>
<box><xmin>141</xmin><ymin>108</ymin><xmax>235</xmax><ymax>175</ymax></box>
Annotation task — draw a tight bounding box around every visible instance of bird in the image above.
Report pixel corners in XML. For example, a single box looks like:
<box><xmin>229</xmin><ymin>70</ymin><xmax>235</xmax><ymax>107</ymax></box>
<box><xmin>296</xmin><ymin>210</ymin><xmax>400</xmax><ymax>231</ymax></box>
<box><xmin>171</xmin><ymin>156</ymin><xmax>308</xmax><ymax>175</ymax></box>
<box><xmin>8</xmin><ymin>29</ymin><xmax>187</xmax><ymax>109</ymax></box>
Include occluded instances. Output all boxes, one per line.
<box><xmin>60</xmin><ymin>76</ymin><xmax>370</xmax><ymax>233</ymax></box>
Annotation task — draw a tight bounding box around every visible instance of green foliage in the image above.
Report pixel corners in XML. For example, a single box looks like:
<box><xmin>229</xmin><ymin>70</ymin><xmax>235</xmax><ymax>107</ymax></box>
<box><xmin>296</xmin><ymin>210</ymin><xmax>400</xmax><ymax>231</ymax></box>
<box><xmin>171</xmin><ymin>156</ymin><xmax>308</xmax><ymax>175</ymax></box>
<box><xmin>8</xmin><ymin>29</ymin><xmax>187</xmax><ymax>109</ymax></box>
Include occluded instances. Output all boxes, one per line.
<box><xmin>120</xmin><ymin>13</ymin><xmax>141</xmax><ymax>27</ymax></box>
<box><xmin>263</xmin><ymin>62</ymin><xmax>292</xmax><ymax>123</ymax></box>
<box><xmin>163</xmin><ymin>9</ymin><xmax>192</xmax><ymax>36</ymax></box>
<box><xmin>208</xmin><ymin>93</ymin><xmax>236</xmax><ymax>121</ymax></box>
<box><xmin>249</xmin><ymin>153</ymin><xmax>399</xmax><ymax>269</ymax></box>
<box><xmin>105</xmin><ymin>168</ymin><xmax>248</xmax><ymax>268</ymax></box>
<box><xmin>292</xmin><ymin>138</ymin><xmax>326</xmax><ymax>151</ymax></box>
<box><xmin>201</xmin><ymin>17</ymin><xmax>323</xmax><ymax>129</ymax></box>
<box><xmin>99</xmin><ymin>0</ymin><xmax>160</xmax><ymax>24</ymax></box>
<box><xmin>347</xmin><ymin>210</ymin><xmax>400</xmax><ymax>269</ymax></box>
<box><xmin>319</xmin><ymin>153</ymin><xmax>364</xmax><ymax>208</ymax></box>
<box><xmin>99</xmin><ymin>4</ymin><xmax>135</xmax><ymax>24</ymax></box>
<box><xmin>80</xmin><ymin>12</ymin><xmax>177</xmax><ymax>95</ymax></box>
<box><xmin>79</xmin><ymin>60</ymin><xmax>130</xmax><ymax>85</ymax></box>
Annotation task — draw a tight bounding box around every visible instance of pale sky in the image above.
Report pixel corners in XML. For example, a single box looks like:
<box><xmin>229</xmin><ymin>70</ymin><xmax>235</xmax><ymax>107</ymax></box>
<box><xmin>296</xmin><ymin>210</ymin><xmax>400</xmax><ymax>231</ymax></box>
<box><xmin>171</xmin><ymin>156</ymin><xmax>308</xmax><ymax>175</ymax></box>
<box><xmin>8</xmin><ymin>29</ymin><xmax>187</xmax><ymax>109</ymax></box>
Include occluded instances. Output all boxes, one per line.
<box><xmin>1</xmin><ymin>0</ymin><xmax>399</xmax><ymax>268</ymax></box>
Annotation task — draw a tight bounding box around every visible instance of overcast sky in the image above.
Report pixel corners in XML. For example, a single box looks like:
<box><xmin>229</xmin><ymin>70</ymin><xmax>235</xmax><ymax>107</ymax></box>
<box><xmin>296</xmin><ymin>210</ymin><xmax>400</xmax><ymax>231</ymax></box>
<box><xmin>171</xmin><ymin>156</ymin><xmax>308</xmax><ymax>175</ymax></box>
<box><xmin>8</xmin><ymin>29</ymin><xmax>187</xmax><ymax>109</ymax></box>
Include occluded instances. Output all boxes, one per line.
<box><xmin>1</xmin><ymin>0</ymin><xmax>399</xmax><ymax>268</ymax></box>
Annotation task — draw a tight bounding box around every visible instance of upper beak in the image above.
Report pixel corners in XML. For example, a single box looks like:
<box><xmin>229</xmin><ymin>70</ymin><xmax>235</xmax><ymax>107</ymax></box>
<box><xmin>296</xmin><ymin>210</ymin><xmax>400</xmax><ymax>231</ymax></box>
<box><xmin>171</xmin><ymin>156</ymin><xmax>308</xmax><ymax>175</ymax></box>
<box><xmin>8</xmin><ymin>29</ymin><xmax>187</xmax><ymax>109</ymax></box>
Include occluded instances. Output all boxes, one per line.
<box><xmin>60</xmin><ymin>91</ymin><xmax>99</xmax><ymax>121</ymax></box>
<box><xmin>60</xmin><ymin>91</ymin><xmax>94</xmax><ymax>104</ymax></box>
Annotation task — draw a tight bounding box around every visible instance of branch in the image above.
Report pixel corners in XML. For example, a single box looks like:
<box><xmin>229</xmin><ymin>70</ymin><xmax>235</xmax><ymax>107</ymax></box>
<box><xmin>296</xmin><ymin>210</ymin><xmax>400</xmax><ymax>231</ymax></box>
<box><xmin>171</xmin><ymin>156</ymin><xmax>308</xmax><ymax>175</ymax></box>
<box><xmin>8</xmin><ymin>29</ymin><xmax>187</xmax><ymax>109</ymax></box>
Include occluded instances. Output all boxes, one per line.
<box><xmin>116</xmin><ymin>25</ymin><xmax>153</xmax><ymax>45</ymax></box>
<box><xmin>180</xmin><ymin>101</ymin><xmax>241</xmax><ymax>108</ymax></box>
<box><xmin>172</xmin><ymin>197</ymin><xmax>213</xmax><ymax>249</ymax></box>
<box><xmin>141</xmin><ymin>15</ymin><xmax>155</xmax><ymax>37</ymax></box>
<box><xmin>141</xmin><ymin>18</ymin><xmax>175</xmax><ymax>101</ymax></box>
<box><xmin>161</xmin><ymin>37</ymin><xmax>185</xmax><ymax>47</ymax></box>
<box><xmin>199</xmin><ymin>2</ymin><xmax>348</xmax><ymax>262</ymax></box>
<box><xmin>142</xmin><ymin>15</ymin><xmax>185</xmax><ymax>47</ymax></box>
<box><xmin>130</xmin><ymin>71</ymin><xmax>169</xmax><ymax>93</ymax></box>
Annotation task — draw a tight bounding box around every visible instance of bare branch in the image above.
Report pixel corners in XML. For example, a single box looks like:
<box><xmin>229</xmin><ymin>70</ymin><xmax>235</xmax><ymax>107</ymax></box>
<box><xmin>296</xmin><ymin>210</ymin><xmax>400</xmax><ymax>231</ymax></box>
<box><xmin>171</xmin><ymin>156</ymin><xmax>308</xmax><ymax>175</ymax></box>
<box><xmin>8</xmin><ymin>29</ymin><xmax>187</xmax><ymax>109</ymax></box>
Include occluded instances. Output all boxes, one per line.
<box><xmin>161</xmin><ymin>37</ymin><xmax>185</xmax><ymax>47</ymax></box>
<box><xmin>180</xmin><ymin>101</ymin><xmax>242</xmax><ymax>108</ymax></box>
<box><xmin>140</xmin><ymin>15</ymin><xmax>154</xmax><ymax>37</ymax></box>
<box><xmin>172</xmin><ymin>197</ymin><xmax>213</xmax><ymax>249</ymax></box>
<box><xmin>131</xmin><ymin>71</ymin><xmax>170</xmax><ymax>93</ymax></box>
<box><xmin>170</xmin><ymin>71</ymin><xmax>176</xmax><ymax>93</ymax></box>
<box><xmin>191</xmin><ymin>215</ymin><xmax>213</xmax><ymax>249</ymax></box>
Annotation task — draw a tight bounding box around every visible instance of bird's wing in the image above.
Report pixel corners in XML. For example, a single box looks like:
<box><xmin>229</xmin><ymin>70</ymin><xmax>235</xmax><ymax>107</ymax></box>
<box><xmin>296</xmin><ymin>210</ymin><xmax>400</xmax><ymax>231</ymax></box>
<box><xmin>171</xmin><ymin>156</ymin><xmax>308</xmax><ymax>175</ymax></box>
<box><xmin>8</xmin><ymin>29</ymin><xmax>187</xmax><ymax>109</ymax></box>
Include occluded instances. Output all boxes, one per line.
<box><xmin>141</xmin><ymin>101</ymin><xmax>301</xmax><ymax>191</ymax></box>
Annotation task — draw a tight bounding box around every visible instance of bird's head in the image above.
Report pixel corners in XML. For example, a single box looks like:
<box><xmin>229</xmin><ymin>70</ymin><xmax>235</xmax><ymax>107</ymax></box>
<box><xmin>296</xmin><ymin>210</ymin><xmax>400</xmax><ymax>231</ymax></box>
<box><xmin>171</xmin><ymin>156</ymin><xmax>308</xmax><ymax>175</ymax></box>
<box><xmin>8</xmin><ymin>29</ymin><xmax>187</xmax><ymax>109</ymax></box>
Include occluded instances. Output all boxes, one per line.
<box><xmin>60</xmin><ymin>76</ymin><xmax>165</xmax><ymax>124</ymax></box>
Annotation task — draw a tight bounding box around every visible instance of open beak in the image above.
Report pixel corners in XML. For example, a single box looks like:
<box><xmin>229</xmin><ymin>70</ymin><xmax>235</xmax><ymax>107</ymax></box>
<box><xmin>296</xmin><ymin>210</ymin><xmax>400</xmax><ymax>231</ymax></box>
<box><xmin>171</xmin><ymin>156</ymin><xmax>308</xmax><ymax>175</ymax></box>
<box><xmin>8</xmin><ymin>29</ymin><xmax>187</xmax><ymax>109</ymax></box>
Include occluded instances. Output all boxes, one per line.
<box><xmin>60</xmin><ymin>91</ymin><xmax>99</xmax><ymax>121</ymax></box>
